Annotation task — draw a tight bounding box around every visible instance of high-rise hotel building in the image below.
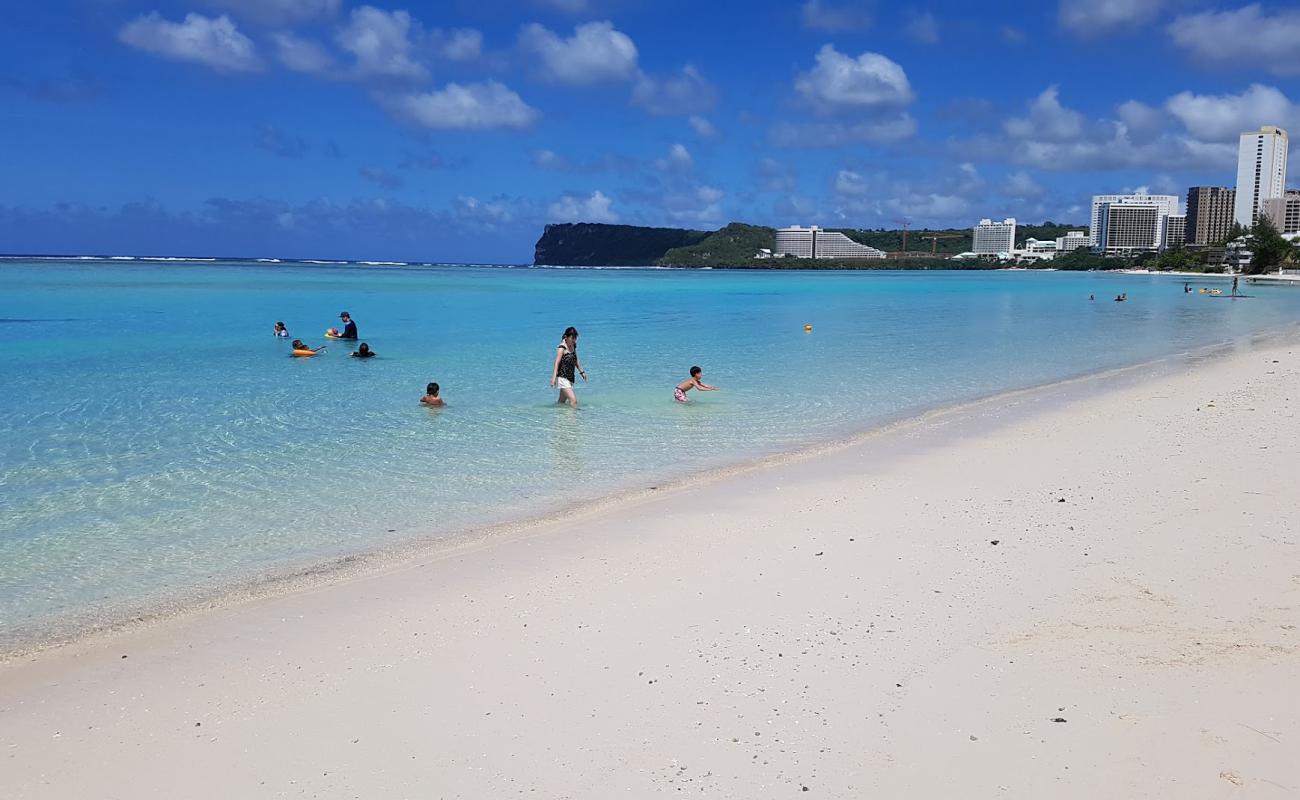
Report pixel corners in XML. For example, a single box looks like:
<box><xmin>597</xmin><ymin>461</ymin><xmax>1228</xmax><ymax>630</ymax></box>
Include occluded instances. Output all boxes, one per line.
<box><xmin>1089</xmin><ymin>194</ymin><xmax>1179</xmax><ymax>253</ymax></box>
<box><xmin>1185</xmin><ymin>186</ymin><xmax>1236</xmax><ymax>245</ymax></box>
<box><xmin>1234</xmin><ymin>126</ymin><xmax>1288</xmax><ymax>228</ymax></box>
<box><xmin>1263</xmin><ymin>189</ymin><xmax>1300</xmax><ymax>235</ymax></box>
<box><xmin>972</xmin><ymin>218</ymin><xmax>1016</xmax><ymax>255</ymax></box>
<box><xmin>773</xmin><ymin>226</ymin><xmax>886</xmax><ymax>259</ymax></box>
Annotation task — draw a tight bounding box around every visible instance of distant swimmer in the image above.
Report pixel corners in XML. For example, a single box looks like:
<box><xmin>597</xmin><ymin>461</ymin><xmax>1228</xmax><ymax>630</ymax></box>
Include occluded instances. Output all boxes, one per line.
<box><xmin>273</xmin><ymin>321</ymin><xmax>289</xmax><ymax>337</ymax></box>
<box><xmin>1184</xmin><ymin>282</ymin><xmax>1191</xmax><ymax>294</ymax></box>
<box><xmin>1114</xmin><ymin>293</ymin><xmax>1127</xmax><ymax>302</ymax></box>
<box><xmin>1089</xmin><ymin>294</ymin><xmax>1094</xmax><ymax>301</ymax></box>
<box><xmin>351</xmin><ymin>342</ymin><xmax>376</xmax><ymax>358</ymax></box>
<box><xmin>421</xmin><ymin>382</ymin><xmax>444</xmax><ymax>407</ymax></box>
<box><xmin>674</xmin><ymin>366</ymin><xmax>719</xmax><ymax>403</ymax></box>
<box><xmin>550</xmin><ymin>326</ymin><xmax>586</xmax><ymax>407</ymax></box>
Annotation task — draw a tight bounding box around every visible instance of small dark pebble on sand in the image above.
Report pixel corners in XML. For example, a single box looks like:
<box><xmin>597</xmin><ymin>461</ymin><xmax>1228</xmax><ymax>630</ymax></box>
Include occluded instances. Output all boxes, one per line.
<box><xmin>1057</xmin><ymin>498</ymin><xmax>1066</xmax><ymax>503</ymax></box>
<box><xmin>814</xmin><ymin>552</ymin><xmax>824</xmax><ymax>557</ymax></box>
<box><xmin>802</xmin><ymin>787</ymin><xmax>809</xmax><ymax>792</ymax></box>
<box><xmin>1051</xmin><ymin>717</ymin><xmax>1067</xmax><ymax>723</ymax></box>
<box><xmin>121</xmin><ymin>655</ymin><xmax>127</xmax><ymax>659</ymax></box>
<box><xmin>990</xmin><ymin>540</ymin><xmax>999</xmax><ymax>545</ymax></box>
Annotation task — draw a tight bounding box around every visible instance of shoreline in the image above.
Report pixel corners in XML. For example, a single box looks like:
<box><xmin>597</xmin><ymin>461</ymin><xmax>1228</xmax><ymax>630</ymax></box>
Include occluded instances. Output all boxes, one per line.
<box><xmin>3</xmin><ymin>324</ymin><xmax>1295</xmax><ymax>660</ymax></box>
<box><xmin>2</xmin><ymin>318</ymin><xmax>1297</xmax><ymax>797</ymax></box>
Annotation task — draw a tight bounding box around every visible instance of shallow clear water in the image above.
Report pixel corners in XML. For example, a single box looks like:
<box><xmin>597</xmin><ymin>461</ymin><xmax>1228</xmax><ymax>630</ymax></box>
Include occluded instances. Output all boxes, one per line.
<box><xmin>1</xmin><ymin>261</ymin><xmax>1296</xmax><ymax>646</ymax></box>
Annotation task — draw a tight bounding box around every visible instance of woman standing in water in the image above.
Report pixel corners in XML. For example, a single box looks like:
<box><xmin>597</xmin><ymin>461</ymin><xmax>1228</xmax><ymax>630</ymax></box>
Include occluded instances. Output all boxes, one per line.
<box><xmin>550</xmin><ymin>326</ymin><xmax>587</xmax><ymax>407</ymax></box>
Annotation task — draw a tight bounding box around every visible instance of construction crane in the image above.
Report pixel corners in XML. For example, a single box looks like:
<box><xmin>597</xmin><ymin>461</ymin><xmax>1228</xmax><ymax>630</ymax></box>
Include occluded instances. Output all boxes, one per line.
<box><xmin>893</xmin><ymin>218</ymin><xmax>912</xmax><ymax>253</ymax></box>
<box><xmin>921</xmin><ymin>232</ymin><xmax>964</xmax><ymax>255</ymax></box>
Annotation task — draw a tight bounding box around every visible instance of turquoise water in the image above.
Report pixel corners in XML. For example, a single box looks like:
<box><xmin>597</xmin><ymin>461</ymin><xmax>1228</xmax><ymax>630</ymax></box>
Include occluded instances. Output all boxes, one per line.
<box><xmin>2</xmin><ymin>260</ymin><xmax>1296</xmax><ymax>647</ymax></box>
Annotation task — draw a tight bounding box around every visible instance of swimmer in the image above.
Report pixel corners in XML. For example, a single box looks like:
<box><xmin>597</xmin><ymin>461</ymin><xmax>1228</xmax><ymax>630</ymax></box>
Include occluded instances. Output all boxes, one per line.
<box><xmin>420</xmin><ymin>382</ymin><xmax>444</xmax><ymax>407</ymax></box>
<box><xmin>674</xmin><ymin>366</ymin><xmax>718</xmax><ymax>403</ymax></box>
<box><xmin>337</xmin><ymin>311</ymin><xmax>358</xmax><ymax>340</ymax></box>
<box><xmin>291</xmin><ymin>338</ymin><xmax>324</xmax><ymax>353</ymax></box>
<box><xmin>351</xmin><ymin>342</ymin><xmax>376</xmax><ymax>358</ymax></box>
<box><xmin>273</xmin><ymin>321</ymin><xmax>289</xmax><ymax>337</ymax></box>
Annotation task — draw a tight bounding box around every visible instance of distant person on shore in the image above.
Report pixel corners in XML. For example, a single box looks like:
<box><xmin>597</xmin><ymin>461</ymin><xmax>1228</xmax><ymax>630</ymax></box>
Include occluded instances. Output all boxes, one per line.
<box><xmin>336</xmin><ymin>311</ymin><xmax>358</xmax><ymax>340</ymax></box>
<box><xmin>550</xmin><ymin>326</ymin><xmax>586</xmax><ymax>407</ymax></box>
<box><xmin>273</xmin><ymin>321</ymin><xmax>289</xmax><ymax>337</ymax></box>
<box><xmin>421</xmin><ymin>382</ymin><xmax>444</xmax><ymax>407</ymax></box>
<box><xmin>674</xmin><ymin>366</ymin><xmax>719</xmax><ymax>403</ymax></box>
<box><xmin>351</xmin><ymin>342</ymin><xmax>376</xmax><ymax>358</ymax></box>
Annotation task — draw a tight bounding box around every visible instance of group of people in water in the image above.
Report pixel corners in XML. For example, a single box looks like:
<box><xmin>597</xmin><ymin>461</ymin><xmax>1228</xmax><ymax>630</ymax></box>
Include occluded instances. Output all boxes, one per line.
<box><xmin>275</xmin><ymin>316</ymin><xmax>718</xmax><ymax>408</ymax></box>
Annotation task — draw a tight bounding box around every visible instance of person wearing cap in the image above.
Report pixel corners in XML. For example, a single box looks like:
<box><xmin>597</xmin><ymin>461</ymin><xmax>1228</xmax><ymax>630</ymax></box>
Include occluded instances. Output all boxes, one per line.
<box><xmin>338</xmin><ymin>311</ymin><xmax>358</xmax><ymax>340</ymax></box>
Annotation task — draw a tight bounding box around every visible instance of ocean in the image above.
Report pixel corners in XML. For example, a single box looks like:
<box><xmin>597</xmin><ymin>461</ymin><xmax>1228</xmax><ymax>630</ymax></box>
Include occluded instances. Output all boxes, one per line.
<box><xmin>2</xmin><ymin>258</ymin><xmax>1296</xmax><ymax>649</ymax></box>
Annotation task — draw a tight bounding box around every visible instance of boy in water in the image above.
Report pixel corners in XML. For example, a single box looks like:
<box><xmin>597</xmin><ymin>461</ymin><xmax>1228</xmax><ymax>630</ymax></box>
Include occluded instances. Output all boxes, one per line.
<box><xmin>674</xmin><ymin>366</ymin><xmax>718</xmax><ymax>403</ymax></box>
<box><xmin>420</xmin><ymin>382</ymin><xmax>444</xmax><ymax>407</ymax></box>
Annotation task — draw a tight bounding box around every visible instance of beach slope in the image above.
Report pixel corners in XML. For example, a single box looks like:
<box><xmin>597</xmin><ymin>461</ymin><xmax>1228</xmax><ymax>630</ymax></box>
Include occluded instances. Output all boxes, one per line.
<box><xmin>2</xmin><ymin>341</ymin><xmax>1297</xmax><ymax>798</ymax></box>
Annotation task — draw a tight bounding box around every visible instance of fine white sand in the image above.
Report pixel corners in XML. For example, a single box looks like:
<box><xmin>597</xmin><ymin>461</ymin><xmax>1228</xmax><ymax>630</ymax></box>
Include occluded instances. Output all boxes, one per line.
<box><xmin>2</xmin><ymin>339</ymin><xmax>1298</xmax><ymax>798</ymax></box>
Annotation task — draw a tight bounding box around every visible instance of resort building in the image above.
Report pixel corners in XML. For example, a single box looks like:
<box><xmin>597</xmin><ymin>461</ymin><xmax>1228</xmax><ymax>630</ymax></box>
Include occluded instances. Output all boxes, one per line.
<box><xmin>972</xmin><ymin>218</ymin><xmax>1016</xmax><ymax>256</ymax></box>
<box><xmin>1234</xmin><ymin>126</ymin><xmax>1289</xmax><ymax>228</ymax></box>
<box><xmin>1263</xmin><ymin>189</ymin><xmax>1300</xmax><ymax>235</ymax></box>
<box><xmin>1186</xmin><ymin>186</ymin><xmax>1236</xmax><ymax>245</ymax></box>
<box><xmin>1015</xmin><ymin>238</ymin><xmax>1058</xmax><ymax>261</ymax></box>
<box><xmin>1089</xmin><ymin>194</ymin><xmax>1178</xmax><ymax>253</ymax></box>
<box><xmin>773</xmin><ymin>226</ymin><xmax>886</xmax><ymax>259</ymax></box>
<box><xmin>1164</xmin><ymin>214</ymin><xmax>1187</xmax><ymax>249</ymax></box>
<box><xmin>1055</xmin><ymin>231</ymin><xmax>1088</xmax><ymax>251</ymax></box>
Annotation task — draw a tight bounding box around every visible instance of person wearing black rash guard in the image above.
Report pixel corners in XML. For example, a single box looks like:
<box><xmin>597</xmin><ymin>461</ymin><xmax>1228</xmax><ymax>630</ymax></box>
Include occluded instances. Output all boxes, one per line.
<box><xmin>338</xmin><ymin>311</ymin><xmax>358</xmax><ymax>340</ymax></box>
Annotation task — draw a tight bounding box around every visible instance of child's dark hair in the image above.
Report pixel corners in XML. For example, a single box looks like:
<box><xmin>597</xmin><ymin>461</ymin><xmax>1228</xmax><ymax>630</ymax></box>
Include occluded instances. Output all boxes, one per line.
<box><xmin>275</xmin><ymin>321</ymin><xmax>285</xmax><ymax>328</ymax></box>
<box><xmin>690</xmin><ymin>365</ymin><xmax>702</xmax><ymax>377</ymax></box>
<box><xmin>563</xmin><ymin>326</ymin><xmax>579</xmax><ymax>339</ymax></box>
<box><xmin>426</xmin><ymin>382</ymin><xmax>439</xmax><ymax>395</ymax></box>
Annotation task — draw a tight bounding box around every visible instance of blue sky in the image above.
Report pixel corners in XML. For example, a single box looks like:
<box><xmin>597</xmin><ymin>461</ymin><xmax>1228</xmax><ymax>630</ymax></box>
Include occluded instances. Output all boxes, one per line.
<box><xmin>1</xmin><ymin>0</ymin><xmax>1298</xmax><ymax>261</ymax></box>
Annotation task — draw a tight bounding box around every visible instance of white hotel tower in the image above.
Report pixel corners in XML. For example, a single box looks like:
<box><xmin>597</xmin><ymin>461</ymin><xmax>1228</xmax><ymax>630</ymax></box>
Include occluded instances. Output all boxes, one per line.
<box><xmin>1234</xmin><ymin>126</ymin><xmax>1288</xmax><ymax>228</ymax></box>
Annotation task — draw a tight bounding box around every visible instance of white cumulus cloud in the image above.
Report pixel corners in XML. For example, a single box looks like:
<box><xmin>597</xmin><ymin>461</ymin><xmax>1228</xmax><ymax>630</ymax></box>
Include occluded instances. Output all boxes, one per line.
<box><xmin>1164</xmin><ymin>84</ymin><xmax>1299</xmax><ymax>142</ymax></box>
<box><xmin>655</xmin><ymin>143</ymin><xmax>693</xmax><ymax>172</ymax></box>
<box><xmin>390</xmin><ymin>81</ymin><xmax>539</xmax><ymax>130</ymax></box>
<box><xmin>432</xmin><ymin>28</ymin><xmax>483</xmax><ymax>62</ymax></box>
<box><xmin>336</xmin><ymin>6</ymin><xmax>427</xmax><ymax>80</ymax></box>
<box><xmin>1168</xmin><ymin>5</ymin><xmax>1300</xmax><ymax>76</ymax></box>
<box><xmin>1003</xmin><ymin>86</ymin><xmax>1084</xmax><ymax>142</ymax></box>
<box><xmin>273</xmin><ymin>33</ymin><xmax>333</xmax><ymax>74</ymax></box>
<box><xmin>631</xmin><ymin>65</ymin><xmax>718</xmax><ymax>116</ymax></box>
<box><xmin>209</xmin><ymin>0</ymin><xmax>340</xmax><ymax>25</ymax></box>
<box><xmin>518</xmin><ymin>21</ymin><xmax>638</xmax><ymax>85</ymax></box>
<box><xmin>119</xmin><ymin>12</ymin><xmax>261</xmax><ymax>73</ymax></box>
<box><xmin>801</xmin><ymin>0</ymin><xmax>872</xmax><ymax>31</ymax></box>
<box><xmin>688</xmin><ymin>116</ymin><xmax>717</xmax><ymax>139</ymax></box>
<box><xmin>1059</xmin><ymin>0</ymin><xmax>1164</xmax><ymax>38</ymax></box>
<box><xmin>549</xmin><ymin>191</ymin><xmax>618</xmax><ymax>223</ymax></box>
<box><xmin>795</xmin><ymin>44</ymin><xmax>913</xmax><ymax>112</ymax></box>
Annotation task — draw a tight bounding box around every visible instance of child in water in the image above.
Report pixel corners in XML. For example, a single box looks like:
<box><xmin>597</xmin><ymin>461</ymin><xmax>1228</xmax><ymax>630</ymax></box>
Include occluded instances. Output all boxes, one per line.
<box><xmin>290</xmin><ymin>338</ymin><xmax>324</xmax><ymax>353</ymax></box>
<box><xmin>674</xmin><ymin>366</ymin><xmax>718</xmax><ymax>403</ymax></box>
<box><xmin>421</xmin><ymin>382</ymin><xmax>444</xmax><ymax>407</ymax></box>
<box><xmin>351</xmin><ymin>342</ymin><xmax>376</xmax><ymax>358</ymax></box>
<box><xmin>273</xmin><ymin>321</ymin><xmax>289</xmax><ymax>337</ymax></box>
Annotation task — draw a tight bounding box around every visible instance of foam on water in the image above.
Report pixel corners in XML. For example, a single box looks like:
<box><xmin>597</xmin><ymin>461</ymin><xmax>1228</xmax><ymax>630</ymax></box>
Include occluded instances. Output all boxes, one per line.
<box><xmin>1</xmin><ymin>260</ymin><xmax>1297</xmax><ymax>648</ymax></box>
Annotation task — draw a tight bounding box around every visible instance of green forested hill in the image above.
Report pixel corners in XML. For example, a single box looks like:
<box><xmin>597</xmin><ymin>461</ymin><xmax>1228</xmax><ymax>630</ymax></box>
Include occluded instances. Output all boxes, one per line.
<box><xmin>533</xmin><ymin>220</ymin><xmax>1089</xmax><ymax>266</ymax></box>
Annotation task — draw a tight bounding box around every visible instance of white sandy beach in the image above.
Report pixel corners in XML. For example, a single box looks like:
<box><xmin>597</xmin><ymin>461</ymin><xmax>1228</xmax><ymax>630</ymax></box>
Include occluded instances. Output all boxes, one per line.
<box><xmin>2</xmin><ymin>338</ymin><xmax>1298</xmax><ymax>799</ymax></box>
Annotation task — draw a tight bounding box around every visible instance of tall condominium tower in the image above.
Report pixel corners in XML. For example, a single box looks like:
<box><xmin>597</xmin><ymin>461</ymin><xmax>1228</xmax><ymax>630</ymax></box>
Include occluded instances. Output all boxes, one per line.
<box><xmin>1185</xmin><ymin>187</ymin><xmax>1236</xmax><ymax>245</ymax></box>
<box><xmin>1234</xmin><ymin>126</ymin><xmax>1288</xmax><ymax>228</ymax></box>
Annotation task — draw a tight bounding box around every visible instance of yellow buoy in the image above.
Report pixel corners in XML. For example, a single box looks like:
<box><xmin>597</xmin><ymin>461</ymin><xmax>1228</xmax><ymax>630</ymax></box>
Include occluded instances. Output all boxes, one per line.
<box><xmin>804</xmin><ymin>324</ymin><xmax>813</xmax><ymax>332</ymax></box>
